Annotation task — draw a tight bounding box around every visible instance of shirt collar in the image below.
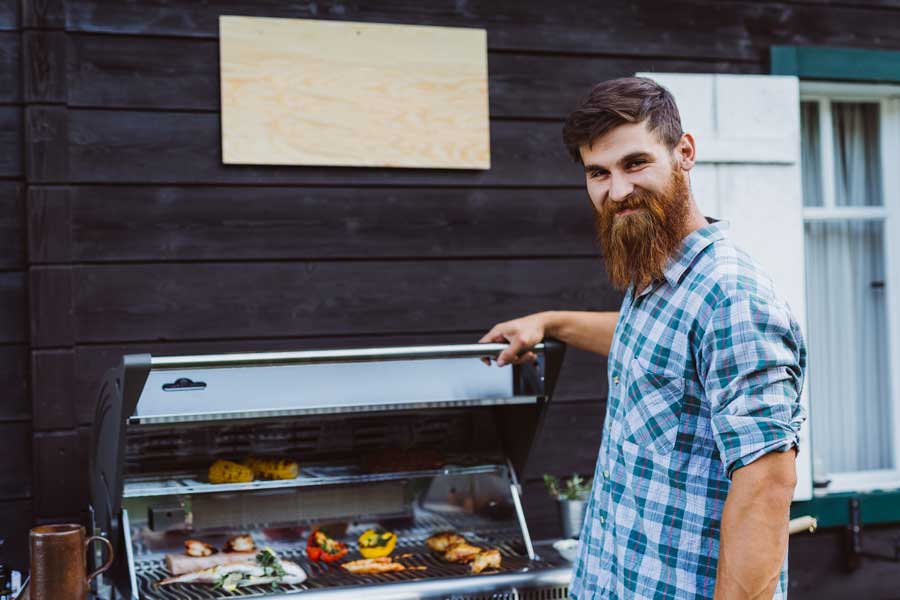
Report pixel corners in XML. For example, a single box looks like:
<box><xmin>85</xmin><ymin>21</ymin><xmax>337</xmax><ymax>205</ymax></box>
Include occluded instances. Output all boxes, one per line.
<box><xmin>635</xmin><ymin>218</ymin><xmax>728</xmax><ymax>298</ymax></box>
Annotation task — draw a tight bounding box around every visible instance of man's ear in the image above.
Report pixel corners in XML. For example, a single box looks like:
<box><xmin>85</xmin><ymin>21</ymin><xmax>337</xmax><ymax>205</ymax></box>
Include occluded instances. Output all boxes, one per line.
<box><xmin>674</xmin><ymin>133</ymin><xmax>696</xmax><ymax>172</ymax></box>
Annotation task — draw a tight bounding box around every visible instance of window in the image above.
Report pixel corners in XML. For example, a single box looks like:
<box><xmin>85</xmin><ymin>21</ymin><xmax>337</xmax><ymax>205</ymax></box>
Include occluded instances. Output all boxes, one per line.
<box><xmin>800</xmin><ymin>82</ymin><xmax>900</xmax><ymax>493</ymax></box>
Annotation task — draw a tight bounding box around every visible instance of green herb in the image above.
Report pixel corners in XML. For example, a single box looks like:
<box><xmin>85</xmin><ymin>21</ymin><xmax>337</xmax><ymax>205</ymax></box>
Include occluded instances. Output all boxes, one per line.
<box><xmin>543</xmin><ymin>473</ymin><xmax>592</xmax><ymax>501</ymax></box>
<box><xmin>256</xmin><ymin>548</ymin><xmax>287</xmax><ymax>579</ymax></box>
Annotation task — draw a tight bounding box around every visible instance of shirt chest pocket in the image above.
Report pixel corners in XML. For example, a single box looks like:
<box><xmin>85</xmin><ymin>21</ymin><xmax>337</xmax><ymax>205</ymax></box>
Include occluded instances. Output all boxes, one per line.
<box><xmin>622</xmin><ymin>355</ymin><xmax>685</xmax><ymax>455</ymax></box>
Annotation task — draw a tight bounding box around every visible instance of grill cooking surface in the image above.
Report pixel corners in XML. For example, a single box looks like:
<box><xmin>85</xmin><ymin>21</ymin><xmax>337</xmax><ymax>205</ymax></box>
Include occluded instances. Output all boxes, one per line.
<box><xmin>133</xmin><ymin>519</ymin><xmax>559</xmax><ymax>600</ymax></box>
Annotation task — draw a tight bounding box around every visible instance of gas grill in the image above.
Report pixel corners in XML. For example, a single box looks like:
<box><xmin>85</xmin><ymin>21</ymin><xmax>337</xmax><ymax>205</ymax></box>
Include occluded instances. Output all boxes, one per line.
<box><xmin>89</xmin><ymin>342</ymin><xmax>573</xmax><ymax>599</ymax></box>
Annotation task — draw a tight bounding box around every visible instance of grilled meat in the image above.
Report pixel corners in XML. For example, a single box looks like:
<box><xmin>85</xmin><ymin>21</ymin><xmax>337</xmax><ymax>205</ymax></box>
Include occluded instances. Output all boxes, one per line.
<box><xmin>166</xmin><ymin>552</ymin><xmax>254</xmax><ymax>576</ymax></box>
<box><xmin>184</xmin><ymin>539</ymin><xmax>215</xmax><ymax>557</ymax></box>
<box><xmin>223</xmin><ymin>534</ymin><xmax>255</xmax><ymax>553</ymax></box>
<box><xmin>470</xmin><ymin>548</ymin><xmax>502</xmax><ymax>574</ymax></box>
<box><xmin>443</xmin><ymin>541</ymin><xmax>482</xmax><ymax>563</ymax></box>
<box><xmin>426</xmin><ymin>531</ymin><xmax>466</xmax><ymax>553</ymax></box>
<box><xmin>159</xmin><ymin>557</ymin><xmax>306</xmax><ymax>590</ymax></box>
<box><xmin>341</xmin><ymin>557</ymin><xmax>407</xmax><ymax>574</ymax></box>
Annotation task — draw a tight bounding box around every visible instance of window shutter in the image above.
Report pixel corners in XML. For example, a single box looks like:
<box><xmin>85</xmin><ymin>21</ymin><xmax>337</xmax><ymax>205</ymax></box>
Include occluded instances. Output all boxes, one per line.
<box><xmin>637</xmin><ymin>73</ymin><xmax>812</xmax><ymax>501</ymax></box>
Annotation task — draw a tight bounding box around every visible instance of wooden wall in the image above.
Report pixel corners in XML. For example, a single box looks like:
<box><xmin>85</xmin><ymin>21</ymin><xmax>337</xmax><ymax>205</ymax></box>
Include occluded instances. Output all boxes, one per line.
<box><xmin>4</xmin><ymin>1</ymin><xmax>900</xmax><ymax>595</ymax></box>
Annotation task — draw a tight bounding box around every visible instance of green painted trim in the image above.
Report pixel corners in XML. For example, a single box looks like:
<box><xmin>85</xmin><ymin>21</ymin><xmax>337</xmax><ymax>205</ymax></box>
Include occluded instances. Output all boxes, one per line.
<box><xmin>771</xmin><ymin>45</ymin><xmax>900</xmax><ymax>83</ymax></box>
<box><xmin>791</xmin><ymin>489</ymin><xmax>900</xmax><ymax>528</ymax></box>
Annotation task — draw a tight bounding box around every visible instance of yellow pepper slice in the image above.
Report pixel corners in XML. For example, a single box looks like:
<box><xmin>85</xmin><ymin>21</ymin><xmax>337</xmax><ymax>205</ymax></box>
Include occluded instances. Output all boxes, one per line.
<box><xmin>357</xmin><ymin>529</ymin><xmax>397</xmax><ymax>558</ymax></box>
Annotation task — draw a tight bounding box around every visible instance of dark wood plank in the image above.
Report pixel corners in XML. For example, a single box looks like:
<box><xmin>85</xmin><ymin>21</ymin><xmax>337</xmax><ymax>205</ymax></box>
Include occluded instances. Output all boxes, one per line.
<box><xmin>21</xmin><ymin>0</ymin><xmax>65</xmax><ymax>29</ymax></box>
<box><xmin>0</xmin><ymin>182</ymin><xmax>24</xmax><ymax>268</ymax></box>
<box><xmin>24</xmin><ymin>105</ymin><xmax>68</xmax><ymax>182</ymax></box>
<box><xmin>524</xmin><ymin>398</ymin><xmax>605</xmax><ymax>481</ymax></box>
<box><xmin>788</xmin><ymin>525</ymin><xmax>900</xmax><ymax>599</ymax></box>
<box><xmin>29</xmin><ymin>266</ymin><xmax>73</xmax><ymax>347</ymax></box>
<box><xmin>41</xmin><ymin>333</ymin><xmax>610</xmax><ymax>426</ymax></box>
<box><xmin>0</xmin><ymin>271</ymin><xmax>26</xmax><ymax>343</ymax></box>
<box><xmin>65</xmin><ymin>33</ymin><xmax>763</xmax><ymax>117</ymax></box>
<box><xmin>32</xmin><ymin>428</ymin><xmax>88</xmax><ymax>517</ymax></box>
<box><xmin>31</xmin><ymin>349</ymin><xmax>76</xmax><ymax>430</ymax></box>
<box><xmin>0</xmin><ymin>345</ymin><xmax>29</xmax><ymax>421</ymax></box>
<box><xmin>45</xmin><ymin>259</ymin><xmax>617</xmax><ymax>345</ymax></box>
<box><xmin>67</xmin><ymin>110</ymin><xmax>582</xmax><ymax>186</ymax></box>
<box><xmin>0</xmin><ymin>0</ymin><xmax>17</xmax><ymax>30</ymax></box>
<box><xmin>0</xmin><ymin>107</ymin><xmax>22</xmax><ymax>177</ymax></box>
<box><xmin>521</xmin><ymin>478</ymin><xmax>565</xmax><ymax>540</ymax></box>
<box><xmin>24</xmin><ymin>30</ymin><xmax>67</xmax><ymax>103</ymax></box>
<box><xmin>27</xmin><ymin>186</ymin><xmax>70</xmax><ymax>263</ymax></box>
<box><xmin>0</xmin><ymin>499</ymin><xmax>32</xmax><ymax>571</ymax></box>
<box><xmin>62</xmin><ymin>1</ymin><xmax>900</xmax><ymax>61</ymax></box>
<box><xmin>0</xmin><ymin>33</ymin><xmax>20</xmax><ymax>103</ymax></box>
<box><xmin>0</xmin><ymin>422</ymin><xmax>31</xmax><ymax>499</ymax></box>
<box><xmin>30</xmin><ymin>186</ymin><xmax>597</xmax><ymax>263</ymax></box>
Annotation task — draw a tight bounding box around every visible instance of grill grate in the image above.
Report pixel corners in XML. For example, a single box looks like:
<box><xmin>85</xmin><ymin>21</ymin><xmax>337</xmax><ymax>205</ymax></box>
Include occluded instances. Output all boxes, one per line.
<box><xmin>134</xmin><ymin>533</ymin><xmax>557</xmax><ymax>600</ymax></box>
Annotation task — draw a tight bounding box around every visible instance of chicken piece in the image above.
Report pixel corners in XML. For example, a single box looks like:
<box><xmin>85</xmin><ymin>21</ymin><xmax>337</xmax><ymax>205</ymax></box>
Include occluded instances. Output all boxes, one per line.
<box><xmin>470</xmin><ymin>548</ymin><xmax>502</xmax><ymax>574</ymax></box>
<box><xmin>158</xmin><ymin>559</ymin><xmax>307</xmax><ymax>589</ymax></box>
<box><xmin>223</xmin><ymin>534</ymin><xmax>255</xmax><ymax>553</ymax></box>
<box><xmin>341</xmin><ymin>557</ymin><xmax>406</xmax><ymax>574</ymax></box>
<box><xmin>443</xmin><ymin>541</ymin><xmax>482</xmax><ymax>563</ymax></box>
<box><xmin>184</xmin><ymin>539</ymin><xmax>215</xmax><ymax>557</ymax></box>
<box><xmin>426</xmin><ymin>531</ymin><xmax>466</xmax><ymax>553</ymax></box>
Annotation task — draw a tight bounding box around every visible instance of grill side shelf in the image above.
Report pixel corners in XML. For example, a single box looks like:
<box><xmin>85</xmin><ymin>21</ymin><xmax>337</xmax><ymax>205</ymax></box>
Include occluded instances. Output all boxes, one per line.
<box><xmin>123</xmin><ymin>463</ymin><xmax>505</xmax><ymax>498</ymax></box>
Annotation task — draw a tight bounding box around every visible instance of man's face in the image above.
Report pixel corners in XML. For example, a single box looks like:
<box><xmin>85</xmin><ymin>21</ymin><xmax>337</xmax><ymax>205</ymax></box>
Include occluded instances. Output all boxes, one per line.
<box><xmin>579</xmin><ymin>121</ymin><xmax>692</xmax><ymax>290</ymax></box>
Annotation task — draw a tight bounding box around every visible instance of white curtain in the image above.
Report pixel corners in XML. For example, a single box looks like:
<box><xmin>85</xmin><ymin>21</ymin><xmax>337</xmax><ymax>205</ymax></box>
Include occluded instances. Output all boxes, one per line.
<box><xmin>802</xmin><ymin>102</ymin><xmax>891</xmax><ymax>475</ymax></box>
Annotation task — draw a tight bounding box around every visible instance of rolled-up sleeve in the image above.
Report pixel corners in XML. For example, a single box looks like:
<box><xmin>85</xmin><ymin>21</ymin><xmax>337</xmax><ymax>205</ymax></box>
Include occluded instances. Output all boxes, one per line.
<box><xmin>698</xmin><ymin>292</ymin><xmax>807</xmax><ymax>479</ymax></box>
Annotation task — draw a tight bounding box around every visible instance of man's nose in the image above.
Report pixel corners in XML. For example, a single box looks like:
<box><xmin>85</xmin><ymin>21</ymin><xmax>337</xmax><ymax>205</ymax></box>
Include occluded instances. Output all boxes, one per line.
<box><xmin>608</xmin><ymin>173</ymin><xmax>634</xmax><ymax>203</ymax></box>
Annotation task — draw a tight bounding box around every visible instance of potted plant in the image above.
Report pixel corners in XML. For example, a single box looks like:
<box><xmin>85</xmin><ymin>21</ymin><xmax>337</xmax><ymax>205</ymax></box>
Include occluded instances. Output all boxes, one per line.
<box><xmin>543</xmin><ymin>473</ymin><xmax>592</xmax><ymax>539</ymax></box>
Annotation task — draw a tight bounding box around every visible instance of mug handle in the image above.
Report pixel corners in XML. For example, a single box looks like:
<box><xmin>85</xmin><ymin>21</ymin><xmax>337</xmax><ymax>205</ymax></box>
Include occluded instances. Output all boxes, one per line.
<box><xmin>84</xmin><ymin>536</ymin><xmax>114</xmax><ymax>583</ymax></box>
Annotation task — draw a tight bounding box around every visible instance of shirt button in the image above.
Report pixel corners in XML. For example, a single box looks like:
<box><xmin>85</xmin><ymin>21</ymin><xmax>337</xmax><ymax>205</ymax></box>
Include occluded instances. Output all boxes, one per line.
<box><xmin>599</xmin><ymin>516</ymin><xmax>605</xmax><ymax>525</ymax></box>
<box><xmin>612</xmin><ymin>375</ymin><xmax>620</xmax><ymax>385</ymax></box>
<box><xmin>603</xmin><ymin>470</ymin><xmax>610</xmax><ymax>480</ymax></box>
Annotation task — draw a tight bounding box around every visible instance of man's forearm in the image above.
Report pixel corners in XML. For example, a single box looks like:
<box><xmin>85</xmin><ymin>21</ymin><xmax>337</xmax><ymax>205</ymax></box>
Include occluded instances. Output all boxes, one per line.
<box><xmin>714</xmin><ymin>452</ymin><xmax>796</xmax><ymax>600</ymax></box>
<box><xmin>543</xmin><ymin>310</ymin><xmax>619</xmax><ymax>357</ymax></box>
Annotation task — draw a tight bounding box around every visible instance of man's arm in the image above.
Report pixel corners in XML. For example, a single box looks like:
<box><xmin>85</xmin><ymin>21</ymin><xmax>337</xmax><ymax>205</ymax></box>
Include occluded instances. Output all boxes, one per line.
<box><xmin>713</xmin><ymin>450</ymin><xmax>797</xmax><ymax>600</ymax></box>
<box><xmin>478</xmin><ymin>310</ymin><xmax>619</xmax><ymax>365</ymax></box>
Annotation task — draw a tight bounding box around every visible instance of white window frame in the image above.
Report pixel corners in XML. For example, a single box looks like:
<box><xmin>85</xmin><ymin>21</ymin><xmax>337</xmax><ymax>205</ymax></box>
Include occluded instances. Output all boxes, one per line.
<box><xmin>800</xmin><ymin>81</ymin><xmax>900</xmax><ymax>496</ymax></box>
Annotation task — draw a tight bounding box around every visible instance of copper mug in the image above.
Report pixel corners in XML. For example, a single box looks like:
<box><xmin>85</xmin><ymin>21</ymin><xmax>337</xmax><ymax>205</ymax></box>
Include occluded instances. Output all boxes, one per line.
<box><xmin>29</xmin><ymin>524</ymin><xmax>113</xmax><ymax>600</ymax></box>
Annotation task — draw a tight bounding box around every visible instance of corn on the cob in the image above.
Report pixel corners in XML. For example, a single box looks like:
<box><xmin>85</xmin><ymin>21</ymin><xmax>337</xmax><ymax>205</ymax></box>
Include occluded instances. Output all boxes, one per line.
<box><xmin>244</xmin><ymin>456</ymin><xmax>299</xmax><ymax>480</ymax></box>
<box><xmin>208</xmin><ymin>459</ymin><xmax>254</xmax><ymax>484</ymax></box>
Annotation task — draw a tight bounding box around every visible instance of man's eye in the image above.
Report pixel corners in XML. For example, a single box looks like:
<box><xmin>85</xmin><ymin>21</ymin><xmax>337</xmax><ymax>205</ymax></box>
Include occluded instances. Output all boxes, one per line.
<box><xmin>590</xmin><ymin>170</ymin><xmax>607</xmax><ymax>178</ymax></box>
<box><xmin>627</xmin><ymin>160</ymin><xmax>647</xmax><ymax>169</ymax></box>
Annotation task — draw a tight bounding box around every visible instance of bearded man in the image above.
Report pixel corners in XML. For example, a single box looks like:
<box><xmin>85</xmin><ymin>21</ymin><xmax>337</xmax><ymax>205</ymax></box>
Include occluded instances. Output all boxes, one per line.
<box><xmin>479</xmin><ymin>77</ymin><xmax>807</xmax><ymax>600</ymax></box>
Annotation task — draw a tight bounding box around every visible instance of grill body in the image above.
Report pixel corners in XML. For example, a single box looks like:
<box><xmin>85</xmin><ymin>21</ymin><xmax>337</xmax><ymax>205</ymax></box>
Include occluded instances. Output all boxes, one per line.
<box><xmin>88</xmin><ymin>342</ymin><xmax>572</xmax><ymax>599</ymax></box>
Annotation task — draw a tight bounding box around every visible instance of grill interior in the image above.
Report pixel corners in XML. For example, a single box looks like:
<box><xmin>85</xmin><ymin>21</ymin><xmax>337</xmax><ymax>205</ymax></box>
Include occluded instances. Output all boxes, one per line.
<box><xmin>132</xmin><ymin>515</ymin><xmax>560</xmax><ymax>600</ymax></box>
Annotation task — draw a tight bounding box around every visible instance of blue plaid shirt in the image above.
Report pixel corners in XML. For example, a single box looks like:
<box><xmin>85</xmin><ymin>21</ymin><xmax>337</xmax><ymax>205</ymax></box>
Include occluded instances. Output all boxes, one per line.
<box><xmin>570</xmin><ymin>220</ymin><xmax>807</xmax><ymax>600</ymax></box>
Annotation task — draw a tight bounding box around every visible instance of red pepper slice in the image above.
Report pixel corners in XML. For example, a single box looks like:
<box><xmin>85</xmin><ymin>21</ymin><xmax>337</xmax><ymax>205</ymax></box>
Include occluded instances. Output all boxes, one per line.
<box><xmin>306</xmin><ymin>529</ymin><xmax>348</xmax><ymax>562</ymax></box>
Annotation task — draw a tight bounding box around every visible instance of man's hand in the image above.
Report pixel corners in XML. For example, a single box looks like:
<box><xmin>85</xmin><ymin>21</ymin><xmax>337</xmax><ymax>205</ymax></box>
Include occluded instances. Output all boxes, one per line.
<box><xmin>478</xmin><ymin>313</ymin><xmax>549</xmax><ymax>366</ymax></box>
<box><xmin>714</xmin><ymin>449</ymin><xmax>797</xmax><ymax>600</ymax></box>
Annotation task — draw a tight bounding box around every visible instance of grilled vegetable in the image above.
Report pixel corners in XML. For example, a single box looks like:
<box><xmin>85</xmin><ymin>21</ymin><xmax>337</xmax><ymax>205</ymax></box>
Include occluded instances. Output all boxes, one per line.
<box><xmin>306</xmin><ymin>529</ymin><xmax>348</xmax><ymax>562</ymax></box>
<box><xmin>208</xmin><ymin>459</ymin><xmax>253</xmax><ymax>484</ymax></box>
<box><xmin>357</xmin><ymin>529</ymin><xmax>397</xmax><ymax>559</ymax></box>
<box><xmin>244</xmin><ymin>456</ymin><xmax>299</xmax><ymax>480</ymax></box>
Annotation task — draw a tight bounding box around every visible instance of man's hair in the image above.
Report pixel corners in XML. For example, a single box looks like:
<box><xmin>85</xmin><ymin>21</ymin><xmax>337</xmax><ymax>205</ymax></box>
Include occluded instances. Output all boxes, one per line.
<box><xmin>562</xmin><ymin>77</ymin><xmax>684</xmax><ymax>163</ymax></box>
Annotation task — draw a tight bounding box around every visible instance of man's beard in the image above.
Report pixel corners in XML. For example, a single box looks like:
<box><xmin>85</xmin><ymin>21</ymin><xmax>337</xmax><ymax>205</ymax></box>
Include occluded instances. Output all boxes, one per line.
<box><xmin>594</xmin><ymin>168</ymin><xmax>692</xmax><ymax>291</ymax></box>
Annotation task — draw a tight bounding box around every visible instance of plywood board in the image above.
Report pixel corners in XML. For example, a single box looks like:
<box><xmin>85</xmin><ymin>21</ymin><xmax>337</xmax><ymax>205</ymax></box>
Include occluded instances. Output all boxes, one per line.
<box><xmin>219</xmin><ymin>16</ymin><xmax>490</xmax><ymax>169</ymax></box>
